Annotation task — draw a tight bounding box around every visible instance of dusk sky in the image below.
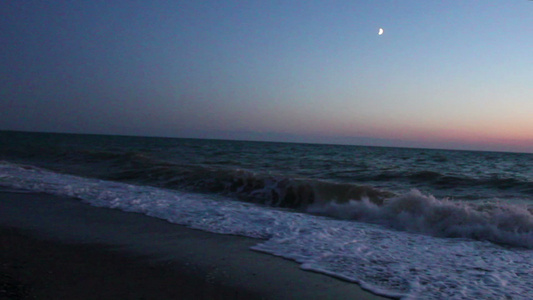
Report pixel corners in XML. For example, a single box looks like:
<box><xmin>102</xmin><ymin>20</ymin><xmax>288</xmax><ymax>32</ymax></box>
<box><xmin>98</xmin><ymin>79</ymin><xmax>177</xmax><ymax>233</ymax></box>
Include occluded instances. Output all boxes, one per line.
<box><xmin>1</xmin><ymin>1</ymin><xmax>532</xmax><ymax>152</ymax></box>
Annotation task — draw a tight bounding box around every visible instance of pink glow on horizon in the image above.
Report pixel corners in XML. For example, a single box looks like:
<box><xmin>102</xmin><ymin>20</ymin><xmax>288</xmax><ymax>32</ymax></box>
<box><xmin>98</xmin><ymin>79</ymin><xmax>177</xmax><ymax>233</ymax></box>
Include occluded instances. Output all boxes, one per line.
<box><xmin>306</xmin><ymin>118</ymin><xmax>533</xmax><ymax>152</ymax></box>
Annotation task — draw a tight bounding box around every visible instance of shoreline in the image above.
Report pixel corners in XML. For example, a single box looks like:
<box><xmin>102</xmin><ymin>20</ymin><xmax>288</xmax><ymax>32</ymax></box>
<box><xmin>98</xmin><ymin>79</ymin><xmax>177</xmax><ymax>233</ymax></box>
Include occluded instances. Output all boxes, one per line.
<box><xmin>0</xmin><ymin>191</ymin><xmax>389</xmax><ymax>299</ymax></box>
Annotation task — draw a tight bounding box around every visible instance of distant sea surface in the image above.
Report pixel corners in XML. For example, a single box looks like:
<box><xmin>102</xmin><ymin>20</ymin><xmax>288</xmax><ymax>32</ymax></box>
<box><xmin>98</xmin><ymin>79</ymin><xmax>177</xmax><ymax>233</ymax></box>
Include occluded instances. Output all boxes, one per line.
<box><xmin>2</xmin><ymin>131</ymin><xmax>533</xmax><ymax>299</ymax></box>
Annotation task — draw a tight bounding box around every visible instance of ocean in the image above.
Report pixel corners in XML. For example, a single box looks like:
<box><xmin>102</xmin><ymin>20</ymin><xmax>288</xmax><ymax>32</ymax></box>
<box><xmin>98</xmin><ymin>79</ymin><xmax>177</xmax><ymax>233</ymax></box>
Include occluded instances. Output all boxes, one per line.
<box><xmin>1</xmin><ymin>130</ymin><xmax>532</xmax><ymax>299</ymax></box>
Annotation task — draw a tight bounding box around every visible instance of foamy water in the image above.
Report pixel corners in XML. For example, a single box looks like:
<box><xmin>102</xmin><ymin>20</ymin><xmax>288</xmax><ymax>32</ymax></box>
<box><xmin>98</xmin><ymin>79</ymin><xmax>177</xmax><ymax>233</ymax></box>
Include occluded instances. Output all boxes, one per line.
<box><xmin>2</xmin><ymin>161</ymin><xmax>532</xmax><ymax>299</ymax></box>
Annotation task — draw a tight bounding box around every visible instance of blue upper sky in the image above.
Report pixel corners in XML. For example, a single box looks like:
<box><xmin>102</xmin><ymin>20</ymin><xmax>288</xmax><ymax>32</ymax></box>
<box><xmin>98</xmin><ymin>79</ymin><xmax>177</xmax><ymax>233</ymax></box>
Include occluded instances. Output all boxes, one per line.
<box><xmin>1</xmin><ymin>0</ymin><xmax>532</xmax><ymax>152</ymax></box>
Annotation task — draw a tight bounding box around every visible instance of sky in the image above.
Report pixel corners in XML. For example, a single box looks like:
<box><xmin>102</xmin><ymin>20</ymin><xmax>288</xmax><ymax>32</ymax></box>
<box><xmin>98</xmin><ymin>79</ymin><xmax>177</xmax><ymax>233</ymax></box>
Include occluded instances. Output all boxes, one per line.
<box><xmin>1</xmin><ymin>0</ymin><xmax>532</xmax><ymax>153</ymax></box>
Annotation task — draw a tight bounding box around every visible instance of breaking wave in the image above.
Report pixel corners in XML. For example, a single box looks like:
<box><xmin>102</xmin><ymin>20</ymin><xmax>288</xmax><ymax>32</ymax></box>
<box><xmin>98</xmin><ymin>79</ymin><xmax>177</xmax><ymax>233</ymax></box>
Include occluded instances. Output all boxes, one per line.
<box><xmin>309</xmin><ymin>190</ymin><xmax>533</xmax><ymax>248</ymax></box>
<box><xmin>41</xmin><ymin>149</ymin><xmax>396</xmax><ymax>208</ymax></box>
<box><xmin>2</xmin><ymin>160</ymin><xmax>533</xmax><ymax>249</ymax></box>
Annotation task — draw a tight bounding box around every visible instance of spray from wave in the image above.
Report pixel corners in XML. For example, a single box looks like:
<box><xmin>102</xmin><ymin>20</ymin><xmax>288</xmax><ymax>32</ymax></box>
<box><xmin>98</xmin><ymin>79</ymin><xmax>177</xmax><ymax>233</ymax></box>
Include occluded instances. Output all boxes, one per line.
<box><xmin>308</xmin><ymin>189</ymin><xmax>533</xmax><ymax>248</ymax></box>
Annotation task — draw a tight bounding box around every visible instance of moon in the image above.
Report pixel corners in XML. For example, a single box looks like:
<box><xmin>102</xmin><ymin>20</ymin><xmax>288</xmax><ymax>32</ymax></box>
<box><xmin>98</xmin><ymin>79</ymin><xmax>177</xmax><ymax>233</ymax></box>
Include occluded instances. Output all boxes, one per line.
<box><xmin>378</xmin><ymin>28</ymin><xmax>384</xmax><ymax>35</ymax></box>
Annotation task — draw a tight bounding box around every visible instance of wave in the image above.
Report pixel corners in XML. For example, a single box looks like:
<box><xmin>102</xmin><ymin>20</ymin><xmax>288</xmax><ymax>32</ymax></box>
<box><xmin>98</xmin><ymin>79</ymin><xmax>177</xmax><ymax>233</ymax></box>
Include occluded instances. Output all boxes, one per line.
<box><xmin>108</xmin><ymin>164</ymin><xmax>394</xmax><ymax>209</ymax></box>
<box><xmin>2</xmin><ymin>160</ymin><xmax>533</xmax><ymax>249</ymax></box>
<box><xmin>309</xmin><ymin>189</ymin><xmax>533</xmax><ymax>248</ymax></box>
<box><xmin>5</xmin><ymin>146</ymin><xmax>395</xmax><ymax>208</ymax></box>
<box><xmin>361</xmin><ymin>169</ymin><xmax>533</xmax><ymax>194</ymax></box>
<box><xmin>43</xmin><ymin>149</ymin><xmax>394</xmax><ymax>208</ymax></box>
<box><xmin>3</xmin><ymin>144</ymin><xmax>533</xmax><ymax>200</ymax></box>
<box><xmin>55</xmin><ymin>148</ymin><xmax>533</xmax><ymax>204</ymax></box>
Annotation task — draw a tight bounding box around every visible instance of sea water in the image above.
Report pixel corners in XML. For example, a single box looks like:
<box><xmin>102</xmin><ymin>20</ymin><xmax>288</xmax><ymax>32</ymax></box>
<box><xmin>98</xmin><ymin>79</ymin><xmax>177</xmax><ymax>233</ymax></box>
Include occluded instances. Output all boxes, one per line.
<box><xmin>1</xmin><ymin>131</ymin><xmax>532</xmax><ymax>299</ymax></box>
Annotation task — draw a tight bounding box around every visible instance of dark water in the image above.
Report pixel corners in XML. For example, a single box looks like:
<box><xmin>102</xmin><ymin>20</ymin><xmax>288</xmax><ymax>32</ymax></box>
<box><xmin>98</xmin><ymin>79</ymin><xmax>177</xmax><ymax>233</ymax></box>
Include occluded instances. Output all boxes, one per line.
<box><xmin>1</xmin><ymin>130</ymin><xmax>532</xmax><ymax>207</ymax></box>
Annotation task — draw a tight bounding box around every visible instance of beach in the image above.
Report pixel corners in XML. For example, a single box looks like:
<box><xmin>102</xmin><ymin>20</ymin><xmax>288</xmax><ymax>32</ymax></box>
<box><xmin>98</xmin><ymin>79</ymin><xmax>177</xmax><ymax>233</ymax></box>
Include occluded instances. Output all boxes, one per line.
<box><xmin>1</xmin><ymin>133</ymin><xmax>532</xmax><ymax>298</ymax></box>
<box><xmin>0</xmin><ymin>191</ymin><xmax>388</xmax><ymax>299</ymax></box>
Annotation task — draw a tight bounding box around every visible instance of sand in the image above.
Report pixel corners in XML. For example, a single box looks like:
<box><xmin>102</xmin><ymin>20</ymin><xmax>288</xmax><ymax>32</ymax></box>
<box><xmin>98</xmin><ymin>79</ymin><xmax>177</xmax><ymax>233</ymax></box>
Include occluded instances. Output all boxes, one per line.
<box><xmin>0</xmin><ymin>191</ymin><xmax>390</xmax><ymax>299</ymax></box>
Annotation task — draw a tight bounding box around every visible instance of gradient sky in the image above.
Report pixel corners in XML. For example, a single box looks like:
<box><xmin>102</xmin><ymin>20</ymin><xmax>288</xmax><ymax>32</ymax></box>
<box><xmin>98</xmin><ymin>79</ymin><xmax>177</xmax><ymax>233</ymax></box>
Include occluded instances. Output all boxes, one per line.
<box><xmin>1</xmin><ymin>1</ymin><xmax>532</xmax><ymax>152</ymax></box>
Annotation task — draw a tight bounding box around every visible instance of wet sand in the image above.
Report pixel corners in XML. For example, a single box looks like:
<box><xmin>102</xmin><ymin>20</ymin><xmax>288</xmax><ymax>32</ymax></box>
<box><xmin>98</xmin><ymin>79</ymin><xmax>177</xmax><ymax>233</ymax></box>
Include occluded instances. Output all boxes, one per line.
<box><xmin>0</xmin><ymin>191</ymin><xmax>389</xmax><ymax>299</ymax></box>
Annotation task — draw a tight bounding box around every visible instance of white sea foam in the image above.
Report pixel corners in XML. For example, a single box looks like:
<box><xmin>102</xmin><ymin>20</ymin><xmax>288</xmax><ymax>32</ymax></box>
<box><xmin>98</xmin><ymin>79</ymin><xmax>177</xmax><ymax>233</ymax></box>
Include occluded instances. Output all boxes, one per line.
<box><xmin>308</xmin><ymin>190</ymin><xmax>533</xmax><ymax>248</ymax></box>
<box><xmin>1</xmin><ymin>161</ymin><xmax>533</xmax><ymax>299</ymax></box>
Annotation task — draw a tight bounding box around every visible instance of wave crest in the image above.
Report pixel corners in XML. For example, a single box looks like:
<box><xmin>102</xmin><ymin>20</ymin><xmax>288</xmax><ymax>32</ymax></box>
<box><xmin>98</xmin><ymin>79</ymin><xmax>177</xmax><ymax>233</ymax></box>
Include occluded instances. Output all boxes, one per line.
<box><xmin>308</xmin><ymin>190</ymin><xmax>533</xmax><ymax>248</ymax></box>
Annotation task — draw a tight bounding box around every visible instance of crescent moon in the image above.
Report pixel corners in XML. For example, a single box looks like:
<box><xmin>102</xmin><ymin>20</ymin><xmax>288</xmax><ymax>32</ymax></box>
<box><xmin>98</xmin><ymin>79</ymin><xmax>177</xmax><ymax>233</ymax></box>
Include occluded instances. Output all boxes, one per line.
<box><xmin>378</xmin><ymin>28</ymin><xmax>384</xmax><ymax>35</ymax></box>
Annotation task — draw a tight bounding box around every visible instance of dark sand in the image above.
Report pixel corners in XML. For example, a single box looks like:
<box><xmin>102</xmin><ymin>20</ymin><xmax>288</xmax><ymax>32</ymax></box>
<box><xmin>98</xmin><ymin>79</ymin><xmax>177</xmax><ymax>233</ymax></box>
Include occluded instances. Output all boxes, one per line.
<box><xmin>0</xmin><ymin>191</ymin><xmax>389</xmax><ymax>299</ymax></box>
